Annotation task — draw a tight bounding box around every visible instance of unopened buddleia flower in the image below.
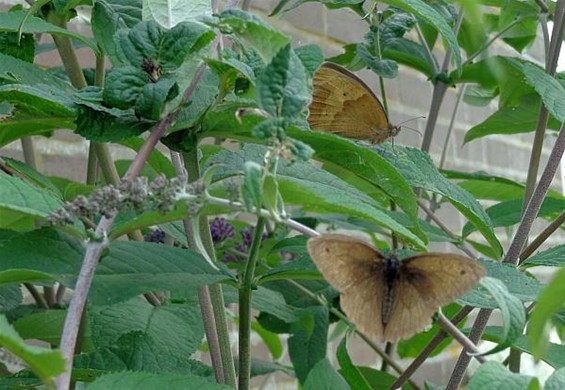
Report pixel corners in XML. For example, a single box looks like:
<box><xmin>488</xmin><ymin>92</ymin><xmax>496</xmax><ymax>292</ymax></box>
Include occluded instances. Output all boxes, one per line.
<box><xmin>209</xmin><ymin>218</ymin><xmax>235</xmax><ymax>242</ymax></box>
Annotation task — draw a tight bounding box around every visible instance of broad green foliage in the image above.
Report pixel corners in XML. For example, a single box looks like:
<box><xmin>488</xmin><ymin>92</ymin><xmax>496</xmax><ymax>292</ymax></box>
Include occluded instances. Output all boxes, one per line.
<box><xmin>0</xmin><ymin>0</ymin><xmax>563</xmax><ymax>389</ymax></box>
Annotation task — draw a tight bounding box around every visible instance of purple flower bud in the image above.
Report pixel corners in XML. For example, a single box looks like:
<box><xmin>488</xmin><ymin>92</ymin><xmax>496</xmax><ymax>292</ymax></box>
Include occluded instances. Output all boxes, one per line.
<box><xmin>209</xmin><ymin>218</ymin><xmax>235</xmax><ymax>242</ymax></box>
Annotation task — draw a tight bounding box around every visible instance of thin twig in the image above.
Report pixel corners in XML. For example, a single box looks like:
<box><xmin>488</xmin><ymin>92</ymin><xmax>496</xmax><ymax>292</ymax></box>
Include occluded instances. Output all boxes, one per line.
<box><xmin>24</xmin><ymin>283</ymin><xmax>48</xmax><ymax>309</ymax></box>
<box><xmin>446</xmin><ymin>309</ymin><xmax>492</xmax><ymax>389</ymax></box>
<box><xmin>55</xmin><ymin>65</ymin><xmax>208</xmax><ymax>390</ymax></box>
<box><xmin>523</xmin><ymin>2</ymin><xmax>564</xmax><ymax>206</ymax></box>
<box><xmin>519</xmin><ymin>211</ymin><xmax>565</xmax><ymax>263</ymax></box>
<box><xmin>391</xmin><ymin>306</ymin><xmax>473</xmax><ymax>389</ymax></box>
<box><xmin>172</xmin><ymin>149</ymin><xmax>229</xmax><ymax>385</ymax></box>
<box><xmin>239</xmin><ymin>217</ymin><xmax>267</xmax><ymax>390</ymax></box>
<box><xmin>437</xmin><ymin>312</ymin><xmax>485</xmax><ymax>362</ymax></box>
<box><xmin>417</xmin><ymin>199</ymin><xmax>476</xmax><ymax>258</ymax></box>
<box><xmin>447</xmin><ymin>105</ymin><xmax>565</xmax><ymax>390</ymax></box>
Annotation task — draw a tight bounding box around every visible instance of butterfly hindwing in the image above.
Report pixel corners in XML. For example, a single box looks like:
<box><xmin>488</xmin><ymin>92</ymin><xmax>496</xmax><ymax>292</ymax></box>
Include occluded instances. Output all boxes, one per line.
<box><xmin>383</xmin><ymin>254</ymin><xmax>486</xmax><ymax>341</ymax></box>
<box><xmin>308</xmin><ymin>63</ymin><xmax>392</xmax><ymax>143</ymax></box>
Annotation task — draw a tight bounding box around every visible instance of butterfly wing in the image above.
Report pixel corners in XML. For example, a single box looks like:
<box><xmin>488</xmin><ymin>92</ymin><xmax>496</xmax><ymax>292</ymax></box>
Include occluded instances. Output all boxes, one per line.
<box><xmin>383</xmin><ymin>254</ymin><xmax>486</xmax><ymax>342</ymax></box>
<box><xmin>308</xmin><ymin>63</ymin><xmax>391</xmax><ymax>143</ymax></box>
<box><xmin>307</xmin><ymin>234</ymin><xmax>387</xmax><ymax>341</ymax></box>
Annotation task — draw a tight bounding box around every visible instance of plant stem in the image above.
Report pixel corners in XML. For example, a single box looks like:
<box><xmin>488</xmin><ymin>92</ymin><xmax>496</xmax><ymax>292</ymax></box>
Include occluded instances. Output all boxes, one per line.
<box><xmin>179</xmin><ymin>147</ymin><xmax>237</xmax><ymax>387</ymax></box>
<box><xmin>55</xmin><ymin>65</ymin><xmax>208</xmax><ymax>390</ymax></box>
<box><xmin>24</xmin><ymin>283</ymin><xmax>48</xmax><ymax>309</ymax></box>
<box><xmin>391</xmin><ymin>306</ymin><xmax>473</xmax><ymax>389</ymax></box>
<box><xmin>446</xmin><ymin>308</ymin><xmax>492</xmax><ymax>390</ymax></box>
<box><xmin>447</xmin><ymin>119</ymin><xmax>565</xmax><ymax>389</ymax></box>
<box><xmin>46</xmin><ymin>12</ymin><xmax>87</xmax><ymax>89</ymax></box>
<box><xmin>420</xmin><ymin>82</ymin><xmax>448</xmax><ymax>153</ymax></box>
<box><xmin>523</xmin><ymin>2</ymin><xmax>565</xmax><ymax>206</ymax></box>
<box><xmin>519</xmin><ymin>211</ymin><xmax>565</xmax><ymax>263</ymax></box>
<box><xmin>417</xmin><ymin>199</ymin><xmax>476</xmax><ymax>258</ymax></box>
<box><xmin>238</xmin><ymin>217</ymin><xmax>267</xmax><ymax>390</ymax></box>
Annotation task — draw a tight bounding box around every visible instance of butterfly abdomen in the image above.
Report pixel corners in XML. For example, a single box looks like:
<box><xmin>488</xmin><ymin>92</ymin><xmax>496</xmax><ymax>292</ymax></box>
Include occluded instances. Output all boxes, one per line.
<box><xmin>382</xmin><ymin>257</ymin><xmax>401</xmax><ymax>324</ymax></box>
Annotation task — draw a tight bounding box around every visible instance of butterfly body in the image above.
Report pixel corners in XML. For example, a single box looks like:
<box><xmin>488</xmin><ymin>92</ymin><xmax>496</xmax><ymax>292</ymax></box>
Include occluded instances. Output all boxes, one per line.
<box><xmin>308</xmin><ymin>63</ymin><xmax>400</xmax><ymax>144</ymax></box>
<box><xmin>307</xmin><ymin>234</ymin><xmax>486</xmax><ymax>342</ymax></box>
<box><xmin>382</xmin><ymin>256</ymin><xmax>401</xmax><ymax>325</ymax></box>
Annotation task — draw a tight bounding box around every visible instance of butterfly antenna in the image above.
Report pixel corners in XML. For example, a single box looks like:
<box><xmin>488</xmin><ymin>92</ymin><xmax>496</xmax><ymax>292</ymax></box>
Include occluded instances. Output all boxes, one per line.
<box><xmin>397</xmin><ymin>116</ymin><xmax>425</xmax><ymax>139</ymax></box>
<box><xmin>396</xmin><ymin>115</ymin><xmax>426</xmax><ymax>127</ymax></box>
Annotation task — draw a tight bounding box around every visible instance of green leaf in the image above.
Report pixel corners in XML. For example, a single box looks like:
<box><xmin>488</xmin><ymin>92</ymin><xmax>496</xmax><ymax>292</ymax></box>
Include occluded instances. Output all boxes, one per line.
<box><xmin>0</xmin><ymin>83</ymin><xmax>76</xmax><ymax>117</ymax></box>
<box><xmin>103</xmin><ymin>66</ymin><xmax>149</xmax><ymax>109</ymax></box>
<box><xmin>251</xmin><ymin>321</ymin><xmax>283</xmax><ymax>360</ymax></box>
<box><xmin>529</xmin><ymin>266</ymin><xmax>565</xmax><ymax>358</ymax></box>
<box><xmin>242</xmin><ymin>161</ymin><xmax>263</xmax><ymax>213</ymax></box>
<box><xmin>443</xmin><ymin>170</ymin><xmax>526</xmax><ymax>201</ymax></box>
<box><xmin>375</xmin><ymin>145</ymin><xmax>501</xmax><ymax>256</ymax></box>
<box><xmin>0</xmin><ymin>314</ymin><xmax>65</xmax><ymax>388</ymax></box>
<box><xmin>471</xmin><ymin>277</ymin><xmax>526</xmax><ymax>355</ymax></box>
<box><xmin>90</xmin><ymin>240</ymin><xmax>231</xmax><ymax>305</ymax></box>
<box><xmin>212</xmin><ymin>9</ymin><xmax>291</xmax><ymax>63</ymax></box>
<box><xmin>0</xmin><ymin>173</ymin><xmax>63</xmax><ymax>227</ymax></box>
<box><xmin>294</xmin><ymin>44</ymin><xmax>325</xmax><ymax>76</ymax></box>
<box><xmin>0</xmin><ymin>284</ymin><xmax>22</xmax><ymax>312</ymax></box>
<box><xmin>75</xmin><ymin>102</ymin><xmax>154</xmax><ymax>143</ymax></box>
<box><xmin>464</xmin><ymin>94</ymin><xmax>562</xmax><ymax>142</ymax></box>
<box><xmin>336</xmin><ymin>337</ymin><xmax>371</xmax><ymax>389</ymax></box>
<box><xmin>545</xmin><ymin>367</ymin><xmax>565</xmax><ymax>390</ymax></box>
<box><xmin>522</xmin><ymin>245</ymin><xmax>565</xmax><ymax>268</ymax></box>
<box><xmin>205</xmin><ymin>144</ymin><xmax>425</xmax><ymax>248</ymax></box>
<box><xmin>357</xmin><ymin>43</ymin><xmax>398</xmax><ymax>78</ymax></box>
<box><xmin>1</xmin><ymin>157</ymin><xmax>62</xmax><ymax>198</ymax></box>
<box><xmin>382</xmin><ymin>37</ymin><xmax>433</xmax><ymax>77</ymax></box>
<box><xmin>289</xmin><ymin>306</ymin><xmax>329</xmax><ymax>384</ymax></box>
<box><xmin>0</xmin><ymin>52</ymin><xmax>69</xmax><ymax>88</ymax></box>
<box><xmin>522</xmin><ymin>62</ymin><xmax>565</xmax><ymax>122</ymax></box>
<box><xmin>0</xmin><ymin>10</ymin><xmax>98</xmax><ymax>53</ymax></box>
<box><xmin>467</xmin><ymin>361</ymin><xmax>537</xmax><ymax>390</ymax></box>
<box><xmin>482</xmin><ymin>327</ymin><xmax>565</xmax><ymax>369</ymax></box>
<box><xmin>259</xmin><ymin>255</ymin><xmax>320</xmax><ymax>284</ymax></box>
<box><xmin>89</xmin><ymin>299</ymin><xmax>203</xmax><ymax>360</ymax></box>
<box><xmin>13</xmin><ymin>310</ymin><xmax>95</xmax><ymax>353</ymax></box>
<box><xmin>288</xmin><ymin>129</ymin><xmax>421</xmax><ymax>232</ymax></box>
<box><xmin>304</xmin><ymin>358</ymin><xmax>350</xmax><ymax>390</ymax></box>
<box><xmin>460</xmin><ymin>260</ymin><xmax>541</xmax><ymax>307</ymax></box>
<box><xmin>498</xmin><ymin>1</ymin><xmax>539</xmax><ymax>53</ymax></box>
<box><xmin>114</xmin><ymin>20</ymin><xmax>214</xmax><ymax>70</ymax></box>
<box><xmin>89</xmin><ymin>372</ymin><xmax>231</xmax><ymax>390</ymax></box>
<box><xmin>0</xmin><ymin>228</ymin><xmax>83</xmax><ymax>282</ymax></box>
<box><xmin>463</xmin><ymin>197</ymin><xmax>565</xmax><ymax>236</ymax></box>
<box><xmin>383</xmin><ymin>0</ymin><xmax>461</xmax><ymax>71</ymax></box>
<box><xmin>256</xmin><ymin>45</ymin><xmax>310</xmax><ymax>118</ymax></box>
<box><xmin>91</xmin><ymin>0</ymin><xmax>142</xmax><ymax>64</ymax></box>
<box><xmin>135</xmin><ymin>76</ymin><xmax>179</xmax><ymax>120</ymax></box>
<box><xmin>143</xmin><ymin>0</ymin><xmax>211</xmax><ymax>29</ymax></box>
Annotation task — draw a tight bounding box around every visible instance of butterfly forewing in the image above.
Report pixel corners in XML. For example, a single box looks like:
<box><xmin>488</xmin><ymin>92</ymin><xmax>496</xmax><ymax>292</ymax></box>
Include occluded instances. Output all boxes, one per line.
<box><xmin>308</xmin><ymin>63</ymin><xmax>393</xmax><ymax>143</ymax></box>
<box><xmin>383</xmin><ymin>254</ymin><xmax>486</xmax><ymax>342</ymax></box>
<box><xmin>307</xmin><ymin>234</ymin><xmax>385</xmax><ymax>292</ymax></box>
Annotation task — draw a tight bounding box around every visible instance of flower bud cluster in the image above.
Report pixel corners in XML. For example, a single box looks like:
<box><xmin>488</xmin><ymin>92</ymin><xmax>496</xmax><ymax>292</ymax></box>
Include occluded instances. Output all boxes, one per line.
<box><xmin>47</xmin><ymin>175</ymin><xmax>192</xmax><ymax>226</ymax></box>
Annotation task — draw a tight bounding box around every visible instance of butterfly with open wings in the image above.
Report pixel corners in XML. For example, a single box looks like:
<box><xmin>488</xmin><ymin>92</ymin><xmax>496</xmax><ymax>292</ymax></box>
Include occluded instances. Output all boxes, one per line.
<box><xmin>307</xmin><ymin>234</ymin><xmax>486</xmax><ymax>342</ymax></box>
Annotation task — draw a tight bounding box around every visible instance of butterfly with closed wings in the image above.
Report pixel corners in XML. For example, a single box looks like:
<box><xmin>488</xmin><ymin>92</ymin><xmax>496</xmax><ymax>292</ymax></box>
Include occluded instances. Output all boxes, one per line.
<box><xmin>308</xmin><ymin>63</ymin><xmax>400</xmax><ymax>144</ymax></box>
<box><xmin>307</xmin><ymin>234</ymin><xmax>486</xmax><ymax>342</ymax></box>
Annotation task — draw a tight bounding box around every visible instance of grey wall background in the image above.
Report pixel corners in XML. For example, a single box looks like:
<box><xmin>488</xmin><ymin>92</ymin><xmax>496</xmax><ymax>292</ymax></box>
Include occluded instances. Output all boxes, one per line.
<box><xmin>0</xmin><ymin>1</ymin><xmax>560</xmax><ymax>387</ymax></box>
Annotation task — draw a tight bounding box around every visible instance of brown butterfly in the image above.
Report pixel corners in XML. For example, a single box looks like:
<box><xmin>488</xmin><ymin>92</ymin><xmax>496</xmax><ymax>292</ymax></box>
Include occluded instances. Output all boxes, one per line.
<box><xmin>307</xmin><ymin>234</ymin><xmax>486</xmax><ymax>342</ymax></box>
<box><xmin>307</xmin><ymin>63</ymin><xmax>400</xmax><ymax>144</ymax></box>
